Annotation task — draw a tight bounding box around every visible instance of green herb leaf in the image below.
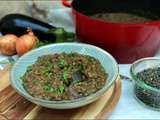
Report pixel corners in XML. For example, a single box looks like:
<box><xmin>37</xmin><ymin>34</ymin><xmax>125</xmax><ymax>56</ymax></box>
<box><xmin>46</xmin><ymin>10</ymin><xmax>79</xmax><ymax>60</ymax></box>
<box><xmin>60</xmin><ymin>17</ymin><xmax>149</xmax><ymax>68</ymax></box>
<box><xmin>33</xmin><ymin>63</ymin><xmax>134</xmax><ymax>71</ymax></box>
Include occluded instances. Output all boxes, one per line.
<box><xmin>43</xmin><ymin>64</ymin><xmax>54</xmax><ymax>78</ymax></box>
<box><xmin>63</xmin><ymin>71</ymin><xmax>68</xmax><ymax>82</ymax></box>
<box><xmin>59</xmin><ymin>85</ymin><xmax>65</xmax><ymax>93</ymax></box>
<box><xmin>20</xmin><ymin>76</ymin><xmax>25</xmax><ymax>81</ymax></box>
<box><xmin>48</xmin><ymin>63</ymin><xmax>54</xmax><ymax>69</ymax></box>
<box><xmin>44</xmin><ymin>82</ymin><xmax>54</xmax><ymax>92</ymax></box>
<box><xmin>62</xmin><ymin>71</ymin><xmax>70</xmax><ymax>86</ymax></box>
<box><xmin>52</xmin><ymin>91</ymin><xmax>60</xmax><ymax>96</ymax></box>
<box><xmin>68</xmin><ymin>52</ymin><xmax>75</xmax><ymax>58</ymax></box>
<box><xmin>43</xmin><ymin>71</ymin><xmax>53</xmax><ymax>78</ymax></box>
<box><xmin>58</xmin><ymin>59</ymin><xmax>67</xmax><ymax>68</ymax></box>
<box><xmin>48</xmin><ymin>72</ymin><xmax>53</xmax><ymax>78</ymax></box>
<box><xmin>77</xmin><ymin>64</ymin><xmax>83</xmax><ymax>71</ymax></box>
<box><xmin>27</xmin><ymin>65</ymin><xmax>33</xmax><ymax>71</ymax></box>
<box><xmin>52</xmin><ymin>85</ymin><xmax>65</xmax><ymax>96</ymax></box>
<box><xmin>32</xmin><ymin>80</ymin><xmax>39</xmax><ymax>85</ymax></box>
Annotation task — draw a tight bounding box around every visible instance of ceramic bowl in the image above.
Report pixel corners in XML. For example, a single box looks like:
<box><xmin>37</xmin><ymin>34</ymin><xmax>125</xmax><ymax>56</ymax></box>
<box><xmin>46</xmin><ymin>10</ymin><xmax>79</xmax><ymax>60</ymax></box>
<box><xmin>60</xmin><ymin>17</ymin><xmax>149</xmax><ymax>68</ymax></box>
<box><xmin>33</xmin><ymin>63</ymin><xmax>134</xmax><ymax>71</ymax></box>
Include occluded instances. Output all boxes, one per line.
<box><xmin>10</xmin><ymin>43</ymin><xmax>119</xmax><ymax>109</ymax></box>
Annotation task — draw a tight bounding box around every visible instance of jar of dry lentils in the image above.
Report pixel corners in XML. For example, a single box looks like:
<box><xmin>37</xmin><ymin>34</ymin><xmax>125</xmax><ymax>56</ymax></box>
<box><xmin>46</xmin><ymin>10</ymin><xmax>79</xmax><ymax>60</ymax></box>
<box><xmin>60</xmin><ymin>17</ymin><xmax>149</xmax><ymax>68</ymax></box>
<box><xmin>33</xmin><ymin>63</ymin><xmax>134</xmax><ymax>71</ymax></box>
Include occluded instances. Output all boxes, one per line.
<box><xmin>130</xmin><ymin>57</ymin><xmax>160</xmax><ymax>111</ymax></box>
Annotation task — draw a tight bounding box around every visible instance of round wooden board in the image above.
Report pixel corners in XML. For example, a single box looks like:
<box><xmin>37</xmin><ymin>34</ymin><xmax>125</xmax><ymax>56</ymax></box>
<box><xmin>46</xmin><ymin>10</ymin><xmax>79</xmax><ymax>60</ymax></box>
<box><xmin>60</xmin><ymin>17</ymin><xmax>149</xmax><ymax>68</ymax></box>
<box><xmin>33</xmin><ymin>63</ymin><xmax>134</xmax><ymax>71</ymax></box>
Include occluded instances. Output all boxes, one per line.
<box><xmin>96</xmin><ymin>77</ymin><xmax>122</xmax><ymax>119</ymax></box>
<box><xmin>0</xmin><ymin>66</ymin><xmax>122</xmax><ymax>119</ymax></box>
<box><xmin>24</xmin><ymin>78</ymin><xmax>122</xmax><ymax>119</ymax></box>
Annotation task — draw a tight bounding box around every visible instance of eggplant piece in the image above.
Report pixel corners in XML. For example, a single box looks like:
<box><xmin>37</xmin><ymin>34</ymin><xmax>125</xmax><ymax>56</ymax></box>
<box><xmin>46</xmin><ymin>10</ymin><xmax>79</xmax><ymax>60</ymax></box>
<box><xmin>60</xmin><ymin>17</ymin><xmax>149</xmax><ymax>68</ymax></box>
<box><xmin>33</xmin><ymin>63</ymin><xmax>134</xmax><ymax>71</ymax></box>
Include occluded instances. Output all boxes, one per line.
<box><xmin>69</xmin><ymin>86</ymin><xmax>82</xmax><ymax>99</ymax></box>
<box><xmin>72</xmin><ymin>70</ymin><xmax>86</xmax><ymax>84</ymax></box>
<box><xmin>0</xmin><ymin>14</ymin><xmax>56</xmax><ymax>42</ymax></box>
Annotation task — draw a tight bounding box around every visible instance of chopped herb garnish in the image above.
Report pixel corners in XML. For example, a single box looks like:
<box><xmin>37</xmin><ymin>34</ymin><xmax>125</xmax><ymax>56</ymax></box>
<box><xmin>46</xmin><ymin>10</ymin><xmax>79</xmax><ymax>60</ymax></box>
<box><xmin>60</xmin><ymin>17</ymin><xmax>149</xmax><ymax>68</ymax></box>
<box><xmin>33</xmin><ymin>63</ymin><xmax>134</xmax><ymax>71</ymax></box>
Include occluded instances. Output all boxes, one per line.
<box><xmin>77</xmin><ymin>64</ymin><xmax>84</xmax><ymax>71</ymax></box>
<box><xmin>20</xmin><ymin>76</ymin><xmax>26</xmax><ymax>82</ymax></box>
<box><xmin>62</xmin><ymin>71</ymin><xmax>70</xmax><ymax>86</ymax></box>
<box><xmin>43</xmin><ymin>69</ymin><xmax>48</xmax><ymax>74</ymax></box>
<box><xmin>68</xmin><ymin>52</ymin><xmax>75</xmax><ymax>58</ymax></box>
<box><xmin>52</xmin><ymin>91</ymin><xmax>60</xmax><ymax>96</ymax></box>
<box><xmin>27</xmin><ymin>65</ymin><xmax>33</xmax><ymax>71</ymax></box>
<box><xmin>43</xmin><ymin>64</ymin><xmax>54</xmax><ymax>78</ymax></box>
<box><xmin>32</xmin><ymin>80</ymin><xmax>39</xmax><ymax>85</ymax></box>
<box><xmin>63</xmin><ymin>71</ymin><xmax>68</xmax><ymax>82</ymax></box>
<box><xmin>58</xmin><ymin>59</ymin><xmax>68</xmax><ymax>68</ymax></box>
<box><xmin>58</xmin><ymin>85</ymin><xmax>65</xmax><ymax>93</ymax></box>
<box><xmin>44</xmin><ymin>82</ymin><xmax>54</xmax><ymax>92</ymax></box>
<box><xmin>48</xmin><ymin>72</ymin><xmax>53</xmax><ymax>78</ymax></box>
<box><xmin>20</xmin><ymin>76</ymin><xmax>25</xmax><ymax>81</ymax></box>
<box><xmin>43</xmin><ymin>69</ymin><xmax>53</xmax><ymax>77</ymax></box>
<box><xmin>48</xmin><ymin>63</ymin><xmax>54</xmax><ymax>69</ymax></box>
<box><xmin>52</xmin><ymin>85</ymin><xmax>65</xmax><ymax>96</ymax></box>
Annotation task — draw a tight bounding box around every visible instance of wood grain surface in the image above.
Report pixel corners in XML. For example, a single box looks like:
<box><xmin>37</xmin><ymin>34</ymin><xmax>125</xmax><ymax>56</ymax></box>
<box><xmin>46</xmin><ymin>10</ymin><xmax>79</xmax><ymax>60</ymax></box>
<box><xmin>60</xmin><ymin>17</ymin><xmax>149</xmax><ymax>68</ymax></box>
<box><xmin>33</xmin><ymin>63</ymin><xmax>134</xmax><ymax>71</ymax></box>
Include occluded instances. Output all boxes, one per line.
<box><xmin>0</xmin><ymin>65</ymin><xmax>121</xmax><ymax>119</ymax></box>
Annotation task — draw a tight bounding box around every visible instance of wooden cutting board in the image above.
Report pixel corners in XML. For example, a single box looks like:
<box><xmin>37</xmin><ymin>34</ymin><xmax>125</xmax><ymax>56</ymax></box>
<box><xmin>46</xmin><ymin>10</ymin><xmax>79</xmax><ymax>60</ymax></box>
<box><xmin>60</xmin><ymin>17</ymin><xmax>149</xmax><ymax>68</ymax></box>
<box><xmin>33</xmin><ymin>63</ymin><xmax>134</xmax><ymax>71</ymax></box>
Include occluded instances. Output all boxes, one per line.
<box><xmin>0</xmin><ymin>65</ymin><xmax>121</xmax><ymax>120</ymax></box>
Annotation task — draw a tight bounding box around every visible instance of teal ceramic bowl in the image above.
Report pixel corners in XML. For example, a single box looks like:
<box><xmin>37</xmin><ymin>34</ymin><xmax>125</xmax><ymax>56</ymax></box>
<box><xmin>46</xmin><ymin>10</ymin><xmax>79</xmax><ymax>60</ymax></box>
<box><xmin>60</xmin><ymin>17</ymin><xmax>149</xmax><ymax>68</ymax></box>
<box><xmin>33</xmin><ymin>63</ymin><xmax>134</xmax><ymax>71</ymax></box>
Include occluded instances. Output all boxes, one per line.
<box><xmin>10</xmin><ymin>43</ymin><xmax>119</xmax><ymax>109</ymax></box>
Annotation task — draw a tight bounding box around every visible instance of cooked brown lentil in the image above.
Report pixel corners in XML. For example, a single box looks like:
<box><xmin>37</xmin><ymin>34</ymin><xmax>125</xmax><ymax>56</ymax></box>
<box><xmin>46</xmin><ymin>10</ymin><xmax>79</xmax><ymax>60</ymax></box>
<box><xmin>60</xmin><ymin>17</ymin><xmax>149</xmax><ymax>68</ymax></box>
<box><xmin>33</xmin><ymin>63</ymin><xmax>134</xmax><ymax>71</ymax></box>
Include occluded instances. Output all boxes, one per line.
<box><xmin>91</xmin><ymin>12</ymin><xmax>152</xmax><ymax>24</ymax></box>
<box><xmin>22</xmin><ymin>52</ymin><xmax>108</xmax><ymax>101</ymax></box>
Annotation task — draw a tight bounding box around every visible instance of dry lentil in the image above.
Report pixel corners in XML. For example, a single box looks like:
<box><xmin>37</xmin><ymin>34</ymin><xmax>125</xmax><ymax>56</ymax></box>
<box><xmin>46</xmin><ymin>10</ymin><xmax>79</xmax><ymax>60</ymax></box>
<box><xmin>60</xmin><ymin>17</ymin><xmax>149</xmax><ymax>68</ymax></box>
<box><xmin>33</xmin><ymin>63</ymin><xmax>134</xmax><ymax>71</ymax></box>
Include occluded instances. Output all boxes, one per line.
<box><xmin>135</xmin><ymin>67</ymin><xmax>160</xmax><ymax>109</ymax></box>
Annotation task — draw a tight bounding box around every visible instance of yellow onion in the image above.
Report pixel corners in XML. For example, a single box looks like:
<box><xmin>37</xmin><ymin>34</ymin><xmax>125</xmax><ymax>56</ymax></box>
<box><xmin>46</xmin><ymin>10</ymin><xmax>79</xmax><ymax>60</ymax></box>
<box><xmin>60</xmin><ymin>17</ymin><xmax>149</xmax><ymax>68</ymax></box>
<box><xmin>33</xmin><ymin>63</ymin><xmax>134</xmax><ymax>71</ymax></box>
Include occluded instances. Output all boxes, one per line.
<box><xmin>0</xmin><ymin>34</ymin><xmax>18</xmax><ymax>56</ymax></box>
<box><xmin>16</xmin><ymin>28</ymin><xmax>37</xmax><ymax>56</ymax></box>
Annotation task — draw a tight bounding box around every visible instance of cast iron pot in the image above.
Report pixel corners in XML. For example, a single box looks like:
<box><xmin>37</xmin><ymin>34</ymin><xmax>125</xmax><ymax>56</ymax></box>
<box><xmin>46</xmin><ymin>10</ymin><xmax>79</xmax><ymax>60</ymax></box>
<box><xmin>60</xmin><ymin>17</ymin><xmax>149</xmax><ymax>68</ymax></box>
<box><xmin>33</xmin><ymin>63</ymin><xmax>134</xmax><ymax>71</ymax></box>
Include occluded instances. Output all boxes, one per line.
<box><xmin>62</xmin><ymin>0</ymin><xmax>160</xmax><ymax>63</ymax></box>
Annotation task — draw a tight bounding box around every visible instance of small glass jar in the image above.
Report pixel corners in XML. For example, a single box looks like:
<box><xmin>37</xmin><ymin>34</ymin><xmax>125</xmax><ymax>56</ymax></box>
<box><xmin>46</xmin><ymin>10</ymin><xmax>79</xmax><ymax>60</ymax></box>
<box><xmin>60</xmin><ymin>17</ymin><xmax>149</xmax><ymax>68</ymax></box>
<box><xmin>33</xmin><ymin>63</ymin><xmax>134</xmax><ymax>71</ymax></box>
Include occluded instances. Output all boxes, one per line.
<box><xmin>130</xmin><ymin>57</ymin><xmax>160</xmax><ymax>111</ymax></box>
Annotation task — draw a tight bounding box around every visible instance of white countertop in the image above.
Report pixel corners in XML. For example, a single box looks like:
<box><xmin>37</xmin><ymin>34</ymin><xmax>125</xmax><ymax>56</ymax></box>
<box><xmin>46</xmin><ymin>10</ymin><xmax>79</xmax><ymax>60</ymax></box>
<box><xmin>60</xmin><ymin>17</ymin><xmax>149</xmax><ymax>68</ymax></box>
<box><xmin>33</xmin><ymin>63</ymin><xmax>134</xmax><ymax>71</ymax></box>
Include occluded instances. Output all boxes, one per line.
<box><xmin>110</xmin><ymin>64</ymin><xmax>160</xmax><ymax>119</ymax></box>
<box><xmin>0</xmin><ymin>6</ymin><xmax>160</xmax><ymax>119</ymax></box>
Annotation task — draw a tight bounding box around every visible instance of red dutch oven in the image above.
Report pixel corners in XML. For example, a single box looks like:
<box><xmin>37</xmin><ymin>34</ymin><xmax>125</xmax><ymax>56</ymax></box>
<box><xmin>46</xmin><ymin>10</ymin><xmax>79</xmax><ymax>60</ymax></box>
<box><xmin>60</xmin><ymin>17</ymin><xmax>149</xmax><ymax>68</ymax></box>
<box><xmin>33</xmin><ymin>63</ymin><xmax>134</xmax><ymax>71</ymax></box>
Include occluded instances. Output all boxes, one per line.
<box><xmin>62</xmin><ymin>0</ymin><xmax>160</xmax><ymax>63</ymax></box>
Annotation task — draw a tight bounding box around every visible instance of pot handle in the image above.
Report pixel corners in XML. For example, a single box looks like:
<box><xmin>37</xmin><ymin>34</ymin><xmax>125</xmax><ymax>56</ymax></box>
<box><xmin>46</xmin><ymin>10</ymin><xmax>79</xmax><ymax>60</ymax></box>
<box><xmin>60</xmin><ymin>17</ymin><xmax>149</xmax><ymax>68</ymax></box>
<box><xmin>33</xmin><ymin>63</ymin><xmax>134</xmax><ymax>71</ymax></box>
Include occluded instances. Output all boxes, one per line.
<box><xmin>62</xmin><ymin>0</ymin><xmax>72</xmax><ymax>7</ymax></box>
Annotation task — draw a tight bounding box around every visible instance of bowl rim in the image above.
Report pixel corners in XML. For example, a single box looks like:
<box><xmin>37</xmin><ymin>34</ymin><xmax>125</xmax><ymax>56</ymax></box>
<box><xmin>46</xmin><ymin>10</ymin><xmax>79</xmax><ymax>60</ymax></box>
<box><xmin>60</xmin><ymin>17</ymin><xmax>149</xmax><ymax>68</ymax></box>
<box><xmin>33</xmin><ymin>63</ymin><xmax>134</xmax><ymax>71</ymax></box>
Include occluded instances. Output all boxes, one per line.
<box><xmin>130</xmin><ymin>57</ymin><xmax>160</xmax><ymax>92</ymax></box>
<box><xmin>10</xmin><ymin>43</ymin><xmax>119</xmax><ymax>104</ymax></box>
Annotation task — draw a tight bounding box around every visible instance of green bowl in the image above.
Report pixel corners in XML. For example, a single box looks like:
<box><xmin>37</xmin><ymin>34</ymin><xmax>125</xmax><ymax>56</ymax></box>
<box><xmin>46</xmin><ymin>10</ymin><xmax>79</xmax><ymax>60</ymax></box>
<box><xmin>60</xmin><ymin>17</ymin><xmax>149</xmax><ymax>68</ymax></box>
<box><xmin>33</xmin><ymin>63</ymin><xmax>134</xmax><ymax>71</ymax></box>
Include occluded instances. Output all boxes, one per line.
<box><xmin>10</xmin><ymin>43</ymin><xmax>119</xmax><ymax>109</ymax></box>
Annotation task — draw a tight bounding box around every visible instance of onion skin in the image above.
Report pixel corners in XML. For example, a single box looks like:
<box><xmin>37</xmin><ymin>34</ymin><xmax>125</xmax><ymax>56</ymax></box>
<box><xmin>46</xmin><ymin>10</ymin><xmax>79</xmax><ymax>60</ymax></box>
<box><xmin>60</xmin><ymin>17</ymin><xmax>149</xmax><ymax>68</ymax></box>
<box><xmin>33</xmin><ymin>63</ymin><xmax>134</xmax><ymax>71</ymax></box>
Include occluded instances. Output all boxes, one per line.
<box><xmin>16</xmin><ymin>29</ymin><xmax>37</xmax><ymax>56</ymax></box>
<box><xmin>0</xmin><ymin>34</ymin><xmax>18</xmax><ymax>55</ymax></box>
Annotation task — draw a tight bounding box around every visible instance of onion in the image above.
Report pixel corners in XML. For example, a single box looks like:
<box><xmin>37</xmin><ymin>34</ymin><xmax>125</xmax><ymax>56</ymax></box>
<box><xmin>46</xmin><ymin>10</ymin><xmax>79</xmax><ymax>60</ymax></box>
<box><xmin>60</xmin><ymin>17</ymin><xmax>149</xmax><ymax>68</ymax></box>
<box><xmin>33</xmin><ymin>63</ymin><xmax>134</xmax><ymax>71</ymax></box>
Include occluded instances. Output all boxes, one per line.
<box><xmin>0</xmin><ymin>34</ymin><xmax>18</xmax><ymax>56</ymax></box>
<box><xmin>16</xmin><ymin>28</ymin><xmax>37</xmax><ymax>56</ymax></box>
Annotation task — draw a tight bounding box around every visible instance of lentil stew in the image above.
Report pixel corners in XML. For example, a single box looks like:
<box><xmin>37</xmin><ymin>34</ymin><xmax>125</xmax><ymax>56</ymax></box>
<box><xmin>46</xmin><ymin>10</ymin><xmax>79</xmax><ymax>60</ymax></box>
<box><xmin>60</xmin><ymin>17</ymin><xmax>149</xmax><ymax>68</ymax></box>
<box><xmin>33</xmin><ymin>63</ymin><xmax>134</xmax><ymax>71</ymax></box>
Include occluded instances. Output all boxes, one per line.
<box><xmin>22</xmin><ymin>52</ymin><xmax>108</xmax><ymax>101</ymax></box>
<box><xmin>91</xmin><ymin>12</ymin><xmax>154</xmax><ymax>24</ymax></box>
